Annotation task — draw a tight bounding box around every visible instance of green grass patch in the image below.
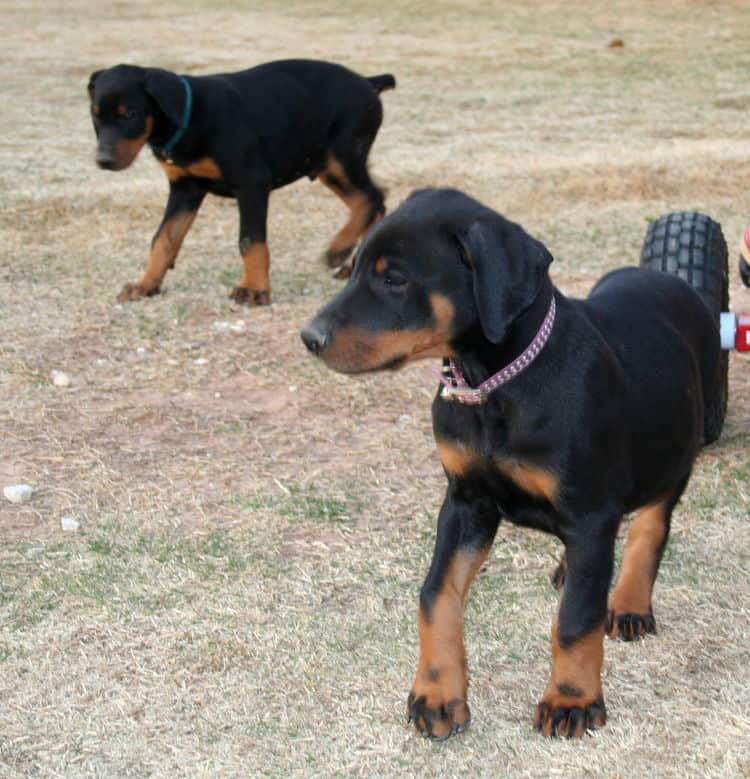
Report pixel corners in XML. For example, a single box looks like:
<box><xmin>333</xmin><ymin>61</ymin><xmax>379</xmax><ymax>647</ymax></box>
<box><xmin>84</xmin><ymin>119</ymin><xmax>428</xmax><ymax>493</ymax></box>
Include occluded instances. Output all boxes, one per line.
<box><xmin>235</xmin><ymin>482</ymin><xmax>361</xmax><ymax>524</ymax></box>
<box><xmin>0</xmin><ymin>525</ymin><xmax>258</xmax><ymax>630</ymax></box>
<box><xmin>213</xmin><ymin>420</ymin><xmax>243</xmax><ymax>434</ymax></box>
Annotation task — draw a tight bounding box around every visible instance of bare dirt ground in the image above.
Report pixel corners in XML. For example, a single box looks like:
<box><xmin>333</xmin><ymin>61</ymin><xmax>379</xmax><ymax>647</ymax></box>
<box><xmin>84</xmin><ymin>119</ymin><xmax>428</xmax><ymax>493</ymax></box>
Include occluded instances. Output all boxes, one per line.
<box><xmin>2</xmin><ymin>1</ymin><xmax>749</xmax><ymax>776</ymax></box>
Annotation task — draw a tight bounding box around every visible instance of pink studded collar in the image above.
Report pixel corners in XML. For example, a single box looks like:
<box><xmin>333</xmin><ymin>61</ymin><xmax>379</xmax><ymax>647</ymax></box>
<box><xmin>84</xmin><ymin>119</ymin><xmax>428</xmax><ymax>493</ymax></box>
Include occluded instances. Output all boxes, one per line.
<box><xmin>438</xmin><ymin>294</ymin><xmax>556</xmax><ymax>405</ymax></box>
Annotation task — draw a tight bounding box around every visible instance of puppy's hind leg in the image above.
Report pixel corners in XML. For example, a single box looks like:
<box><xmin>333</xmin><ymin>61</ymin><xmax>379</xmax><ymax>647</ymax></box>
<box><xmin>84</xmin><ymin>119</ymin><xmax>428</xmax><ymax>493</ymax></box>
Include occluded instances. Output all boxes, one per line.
<box><xmin>607</xmin><ymin>473</ymin><xmax>690</xmax><ymax>641</ymax></box>
<box><xmin>550</xmin><ymin>551</ymin><xmax>567</xmax><ymax>591</ymax></box>
<box><xmin>319</xmin><ymin>123</ymin><xmax>385</xmax><ymax>277</ymax></box>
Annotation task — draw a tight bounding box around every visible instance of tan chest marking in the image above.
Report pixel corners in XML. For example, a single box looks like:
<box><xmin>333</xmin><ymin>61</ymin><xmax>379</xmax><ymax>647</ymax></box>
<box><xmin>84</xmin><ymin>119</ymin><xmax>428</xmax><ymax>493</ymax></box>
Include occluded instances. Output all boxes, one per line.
<box><xmin>160</xmin><ymin>157</ymin><xmax>222</xmax><ymax>182</ymax></box>
<box><xmin>496</xmin><ymin>460</ymin><xmax>559</xmax><ymax>504</ymax></box>
<box><xmin>436</xmin><ymin>440</ymin><xmax>479</xmax><ymax>477</ymax></box>
<box><xmin>436</xmin><ymin>442</ymin><xmax>559</xmax><ymax>504</ymax></box>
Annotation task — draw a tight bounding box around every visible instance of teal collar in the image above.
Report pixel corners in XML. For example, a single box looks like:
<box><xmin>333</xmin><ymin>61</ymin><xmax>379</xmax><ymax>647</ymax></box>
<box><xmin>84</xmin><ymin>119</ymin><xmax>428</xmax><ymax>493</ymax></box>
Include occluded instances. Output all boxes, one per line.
<box><xmin>159</xmin><ymin>77</ymin><xmax>193</xmax><ymax>162</ymax></box>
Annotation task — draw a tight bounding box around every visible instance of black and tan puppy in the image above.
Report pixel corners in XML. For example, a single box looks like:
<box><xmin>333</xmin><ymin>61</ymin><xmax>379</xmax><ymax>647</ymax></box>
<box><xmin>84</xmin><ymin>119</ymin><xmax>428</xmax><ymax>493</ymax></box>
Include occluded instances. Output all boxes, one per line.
<box><xmin>301</xmin><ymin>188</ymin><xmax>722</xmax><ymax>739</ymax></box>
<box><xmin>88</xmin><ymin>60</ymin><xmax>395</xmax><ymax>303</ymax></box>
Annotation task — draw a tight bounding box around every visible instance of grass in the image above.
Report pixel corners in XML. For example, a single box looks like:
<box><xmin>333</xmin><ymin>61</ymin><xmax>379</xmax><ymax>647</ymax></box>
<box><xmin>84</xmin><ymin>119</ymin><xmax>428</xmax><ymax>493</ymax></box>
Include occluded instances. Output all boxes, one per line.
<box><xmin>238</xmin><ymin>483</ymin><xmax>360</xmax><ymax>523</ymax></box>
<box><xmin>2</xmin><ymin>0</ymin><xmax>750</xmax><ymax>776</ymax></box>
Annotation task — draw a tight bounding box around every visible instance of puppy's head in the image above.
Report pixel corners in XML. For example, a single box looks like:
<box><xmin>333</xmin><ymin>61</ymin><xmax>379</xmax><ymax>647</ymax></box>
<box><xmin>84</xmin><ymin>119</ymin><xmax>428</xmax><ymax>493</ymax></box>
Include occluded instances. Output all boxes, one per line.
<box><xmin>301</xmin><ymin>188</ymin><xmax>553</xmax><ymax>374</ymax></box>
<box><xmin>88</xmin><ymin>65</ymin><xmax>186</xmax><ymax>170</ymax></box>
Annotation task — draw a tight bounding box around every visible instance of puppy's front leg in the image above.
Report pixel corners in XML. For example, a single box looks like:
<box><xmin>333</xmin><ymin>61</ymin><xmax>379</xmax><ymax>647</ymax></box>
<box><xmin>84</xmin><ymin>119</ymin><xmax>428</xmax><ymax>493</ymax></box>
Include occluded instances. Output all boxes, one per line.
<box><xmin>231</xmin><ymin>183</ymin><xmax>271</xmax><ymax>306</ymax></box>
<box><xmin>535</xmin><ymin>527</ymin><xmax>616</xmax><ymax>738</ymax></box>
<box><xmin>118</xmin><ymin>180</ymin><xmax>205</xmax><ymax>302</ymax></box>
<box><xmin>408</xmin><ymin>489</ymin><xmax>499</xmax><ymax>740</ymax></box>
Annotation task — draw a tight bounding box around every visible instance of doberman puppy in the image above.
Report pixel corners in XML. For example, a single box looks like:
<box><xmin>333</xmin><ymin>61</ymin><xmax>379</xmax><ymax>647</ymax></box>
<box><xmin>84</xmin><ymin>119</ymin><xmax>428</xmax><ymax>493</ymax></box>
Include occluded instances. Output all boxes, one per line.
<box><xmin>301</xmin><ymin>188</ymin><xmax>722</xmax><ymax>739</ymax></box>
<box><xmin>87</xmin><ymin>60</ymin><xmax>395</xmax><ymax>304</ymax></box>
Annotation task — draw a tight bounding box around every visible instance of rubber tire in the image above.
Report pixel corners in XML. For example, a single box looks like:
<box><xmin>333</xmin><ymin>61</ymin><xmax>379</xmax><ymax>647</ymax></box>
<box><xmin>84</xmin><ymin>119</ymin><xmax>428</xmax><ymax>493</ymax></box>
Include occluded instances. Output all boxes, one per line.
<box><xmin>640</xmin><ymin>211</ymin><xmax>728</xmax><ymax>445</ymax></box>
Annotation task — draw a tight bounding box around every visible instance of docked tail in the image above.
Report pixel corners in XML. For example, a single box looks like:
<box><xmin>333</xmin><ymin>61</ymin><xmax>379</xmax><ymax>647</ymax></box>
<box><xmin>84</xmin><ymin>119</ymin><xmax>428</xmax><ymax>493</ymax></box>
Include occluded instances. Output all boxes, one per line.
<box><xmin>740</xmin><ymin>227</ymin><xmax>750</xmax><ymax>288</ymax></box>
<box><xmin>367</xmin><ymin>73</ymin><xmax>396</xmax><ymax>93</ymax></box>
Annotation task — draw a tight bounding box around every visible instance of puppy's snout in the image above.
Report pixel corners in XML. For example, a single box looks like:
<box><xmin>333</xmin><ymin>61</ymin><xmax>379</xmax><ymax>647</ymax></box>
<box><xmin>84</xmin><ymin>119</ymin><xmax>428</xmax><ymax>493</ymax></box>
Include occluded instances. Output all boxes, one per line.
<box><xmin>96</xmin><ymin>148</ymin><xmax>117</xmax><ymax>170</ymax></box>
<box><xmin>301</xmin><ymin>321</ymin><xmax>330</xmax><ymax>355</ymax></box>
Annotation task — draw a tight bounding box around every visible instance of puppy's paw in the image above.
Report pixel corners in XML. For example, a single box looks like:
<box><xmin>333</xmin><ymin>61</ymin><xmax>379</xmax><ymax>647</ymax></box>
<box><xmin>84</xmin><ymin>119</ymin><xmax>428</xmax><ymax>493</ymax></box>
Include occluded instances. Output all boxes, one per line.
<box><xmin>332</xmin><ymin>261</ymin><xmax>353</xmax><ymax>280</ymax></box>
<box><xmin>407</xmin><ymin>663</ymin><xmax>470</xmax><ymax>741</ymax></box>
<box><xmin>229</xmin><ymin>287</ymin><xmax>271</xmax><ymax>306</ymax></box>
<box><xmin>607</xmin><ymin>609</ymin><xmax>656</xmax><ymax>641</ymax></box>
<box><xmin>407</xmin><ymin>689</ymin><xmax>470</xmax><ymax>741</ymax></box>
<box><xmin>534</xmin><ymin>695</ymin><xmax>606</xmax><ymax>738</ymax></box>
<box><xmin>117</xmin><ymin>282</ymin><xmax>160</xmax><ymax>302</ymax></box>
<box><xmin>323</xmin><ymin>245</ymin><xmax>355</xmax><ymax>269</ymax></box>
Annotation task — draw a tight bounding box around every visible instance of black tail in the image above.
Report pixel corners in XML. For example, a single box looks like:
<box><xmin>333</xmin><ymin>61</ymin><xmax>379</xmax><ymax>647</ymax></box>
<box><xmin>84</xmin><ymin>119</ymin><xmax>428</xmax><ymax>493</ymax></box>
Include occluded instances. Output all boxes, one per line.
<box><xmin>740</xmin><ymin>255</ymin><xmax>750</xmax><ymax>288</ymax></box>
<box><xmin>367</xmin><ymin>74</ymin><xmax>396</xmax><ymax>93</ymax></box>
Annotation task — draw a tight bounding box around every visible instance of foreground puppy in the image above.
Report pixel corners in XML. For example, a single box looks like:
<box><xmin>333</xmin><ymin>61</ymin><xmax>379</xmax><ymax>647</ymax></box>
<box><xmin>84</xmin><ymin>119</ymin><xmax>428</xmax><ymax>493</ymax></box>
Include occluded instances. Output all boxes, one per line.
<box><xmin>88</xmin><ymin>60</ymin><xmax>395</xmax><ymax>303</ymax></box>
<box><xmin>301</xmin><ymin>188</ymin><xmax>722</xmax><ymax>739</ymax></box>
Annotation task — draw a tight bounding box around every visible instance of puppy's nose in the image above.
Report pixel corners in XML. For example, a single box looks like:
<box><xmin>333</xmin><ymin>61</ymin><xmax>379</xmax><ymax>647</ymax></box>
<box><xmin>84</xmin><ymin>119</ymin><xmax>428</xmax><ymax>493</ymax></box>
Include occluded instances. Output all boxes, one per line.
<box><xmin>96</xmin><ymin>149</ymin><xmax>117</xmax><ymax>169</ymax></box>
<box><xmin>301</xmin><ymin>322</ymin><xmax>329</xmax><ymax>354</ymax></box>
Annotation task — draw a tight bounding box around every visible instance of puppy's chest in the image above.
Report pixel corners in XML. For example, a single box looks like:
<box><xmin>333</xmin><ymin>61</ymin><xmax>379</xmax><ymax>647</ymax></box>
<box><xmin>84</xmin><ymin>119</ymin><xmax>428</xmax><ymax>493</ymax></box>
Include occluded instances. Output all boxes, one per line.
<box><xmin>433</xmin><ymin>403</ymin><xmax>562</xmax><ymax>523</ymax></box>
<box><xmin>158</xmin><ymin>158</ymin><xmax>232</xmax><ymax>195</ymax></box>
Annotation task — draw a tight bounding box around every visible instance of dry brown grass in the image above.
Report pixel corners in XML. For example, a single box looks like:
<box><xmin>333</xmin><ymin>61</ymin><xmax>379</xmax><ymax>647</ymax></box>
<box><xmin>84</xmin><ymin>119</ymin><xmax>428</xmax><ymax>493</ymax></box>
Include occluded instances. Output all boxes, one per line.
<box><xmin>2</xmin><ymin>1</ymin><xmax>750</xmax><ymax>776</ymax></box>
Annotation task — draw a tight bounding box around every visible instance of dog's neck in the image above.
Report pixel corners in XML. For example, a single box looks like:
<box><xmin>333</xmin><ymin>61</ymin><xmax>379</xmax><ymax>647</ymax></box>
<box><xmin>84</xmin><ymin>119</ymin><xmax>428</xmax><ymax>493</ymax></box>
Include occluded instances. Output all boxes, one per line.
<box><xmin>449</xmin><ymin>276</ymin><xmax>556</xmax><ymax>390</ymax></box>
<box><xmin>147</xmin><ymin>110</ymin><xmax>183</xmax><ymax>156</ymax></box>
<box><xmin>147</xmin><ymin>98</ymin><xmax>196</xmax><ymax>161</ymax></box>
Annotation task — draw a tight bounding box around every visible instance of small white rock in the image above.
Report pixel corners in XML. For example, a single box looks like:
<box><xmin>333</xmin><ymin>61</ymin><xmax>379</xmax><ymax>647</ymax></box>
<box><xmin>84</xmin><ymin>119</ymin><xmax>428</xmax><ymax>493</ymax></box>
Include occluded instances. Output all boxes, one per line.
<box><xmin>4</xmin><ymin>484</ymin><xmax>34</xmax><ymax>504</ymax></box>
<box><xmin>194</xmin><ymin>357</ymin><xmax>208</xmax><ymax>366</ymax></box>
<box><xmin>212</xmin><ymin>320</ymin><xmax>247</xmax><ymax>333</ymax></box>
<box><xmin>61</xmin><ymin>517</ymin><xmax>80</xmax><ymax>532</ymax></box>
<box><xmin>136</xmin><ymin>346</ymin><xmax>146</xmax><ymax>354</ymax></box>
<box><xmin>50</xmin><ymin>370</ymin><xmax>71</xmax><ymax>387</ymax></box>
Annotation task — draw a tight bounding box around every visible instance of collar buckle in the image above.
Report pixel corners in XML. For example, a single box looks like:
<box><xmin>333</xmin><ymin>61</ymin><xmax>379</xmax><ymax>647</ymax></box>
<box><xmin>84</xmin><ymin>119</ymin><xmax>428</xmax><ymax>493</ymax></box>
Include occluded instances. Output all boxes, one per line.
<box><xmin>439</xmin><ymin>383</ymin><xmax>486</xmax><ymax>404</ymax></box>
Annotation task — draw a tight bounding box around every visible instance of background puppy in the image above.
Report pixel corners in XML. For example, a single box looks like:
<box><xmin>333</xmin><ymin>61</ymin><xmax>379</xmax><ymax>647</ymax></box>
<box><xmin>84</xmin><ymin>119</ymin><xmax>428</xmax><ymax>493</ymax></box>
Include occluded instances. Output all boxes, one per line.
<box><xmin>302</xmin><ymin>187</ymin><xmax>722</xmax><ymax>739</ymax></box>
<box><xmin>88</xmin><ymin>60</ymin><xmax>395</xmax><ymax>303</ymax></box>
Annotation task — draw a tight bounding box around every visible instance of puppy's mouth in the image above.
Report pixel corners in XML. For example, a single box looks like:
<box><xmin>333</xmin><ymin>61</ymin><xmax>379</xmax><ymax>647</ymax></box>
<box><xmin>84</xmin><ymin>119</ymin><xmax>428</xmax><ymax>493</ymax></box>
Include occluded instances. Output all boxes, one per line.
<box><xmin>95</xmin><ymin>119</ymin><xmax>152</xmax><ymax>173</ymax></box>
<box><xmin>317</xmin><ymin>329</ymin><xmax>451</xmax><ymax>375</ymax></box>
<box><xmin>380</xmin><ymin>355</ymin><xmax>408</xmax><ymax>371</ymax></box>
<box><xmin>331</xmin><ymin>353</ymin><xmax>408</xmax><ymax>374</ymax></box>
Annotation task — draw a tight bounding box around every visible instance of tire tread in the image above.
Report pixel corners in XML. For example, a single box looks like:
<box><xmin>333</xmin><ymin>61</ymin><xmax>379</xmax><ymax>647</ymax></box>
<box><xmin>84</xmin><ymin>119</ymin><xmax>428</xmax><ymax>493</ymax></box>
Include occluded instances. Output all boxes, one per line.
<box><xmin>640</xmin><ymin>212</ymin><xmax>728</xmax><ymax>444</ymax></box>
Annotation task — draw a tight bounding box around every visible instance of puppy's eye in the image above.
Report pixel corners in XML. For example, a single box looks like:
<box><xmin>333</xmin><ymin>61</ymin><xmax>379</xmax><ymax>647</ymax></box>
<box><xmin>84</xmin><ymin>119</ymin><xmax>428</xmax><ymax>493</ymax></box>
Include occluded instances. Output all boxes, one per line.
<box><xmin>122</xmin><ymin>109</ymin><xmax>137</xmax><ymax>120</ymax></box>
<box><xmin>384</xmin><ymin>270</ymin><xmax>407</xmax><ymax>288</ymax></box>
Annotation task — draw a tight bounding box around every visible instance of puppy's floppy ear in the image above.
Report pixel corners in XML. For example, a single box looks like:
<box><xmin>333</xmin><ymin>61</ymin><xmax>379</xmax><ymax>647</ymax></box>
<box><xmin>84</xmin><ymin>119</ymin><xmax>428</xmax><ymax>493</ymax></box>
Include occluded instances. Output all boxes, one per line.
<box><xmin>87</xmin><ymin>70</ymin><xmax>103</xmax><ymax>99</ymax></box>
<box><xmin>143</xmin><ymin>68</ymin><xmax>185</xmax><ymax>125</ymax></box>
<box><xmin>455</xmin><ymin>212</ymin><xmax>553</xmax><ymax>344</ymax></box>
